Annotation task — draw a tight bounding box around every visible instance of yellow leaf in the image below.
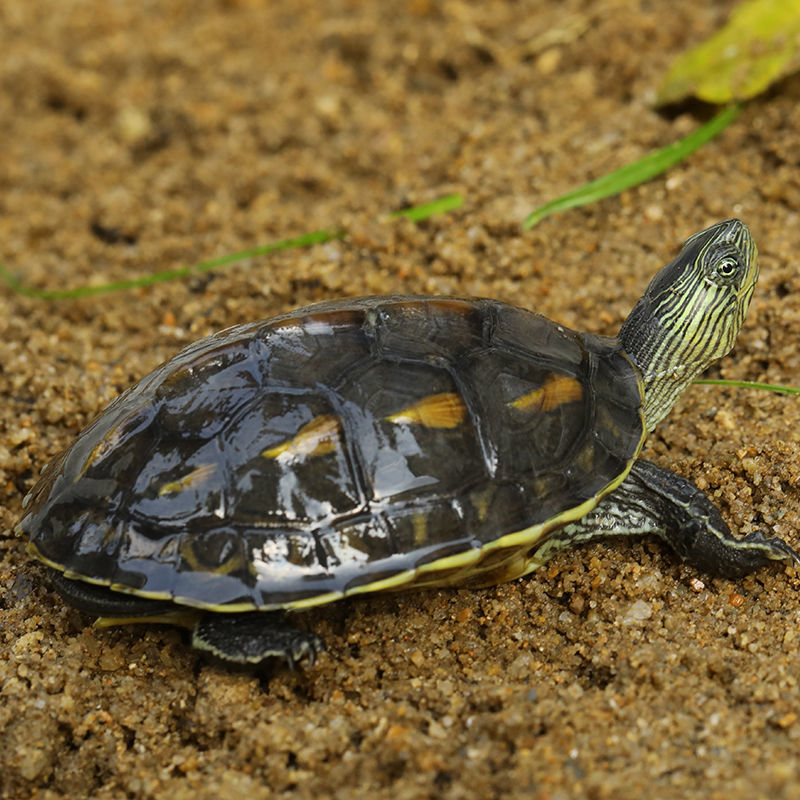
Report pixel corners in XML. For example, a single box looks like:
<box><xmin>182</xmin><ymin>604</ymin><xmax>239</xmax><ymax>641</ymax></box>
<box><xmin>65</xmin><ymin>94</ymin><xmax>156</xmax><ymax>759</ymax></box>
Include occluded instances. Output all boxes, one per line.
<box><xmin>656</xmin><ymin>0</ymin><xmax>800</xmax><ymax>105</ymax></box>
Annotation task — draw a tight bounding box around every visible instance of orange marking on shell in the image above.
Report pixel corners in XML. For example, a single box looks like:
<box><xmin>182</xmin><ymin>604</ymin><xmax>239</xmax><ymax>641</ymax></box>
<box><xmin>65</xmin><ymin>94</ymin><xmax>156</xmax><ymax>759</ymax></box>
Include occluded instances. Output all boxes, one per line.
<box><xmin>386</xmin><ymin>393</ymin><xmax>467</xmax><ymax>429</ymax></box>
<box><xmin>158</xmin><ymin>463</ymin><xmax>218</xmax><ymax>496</ymax></box>
<box><xmin>262</xmin><ymin>414</ymin><xmax>343</xmax><ymax>460</ymax></box>
<box><xmin>510</xmin><ymin>373</ymin><xmax>583</xmax><ymax>412</ymax></box>
<box><xmin>76</xmin><ymin>423</ymin><xmax>129</xmax><ymax>480</ymax></box>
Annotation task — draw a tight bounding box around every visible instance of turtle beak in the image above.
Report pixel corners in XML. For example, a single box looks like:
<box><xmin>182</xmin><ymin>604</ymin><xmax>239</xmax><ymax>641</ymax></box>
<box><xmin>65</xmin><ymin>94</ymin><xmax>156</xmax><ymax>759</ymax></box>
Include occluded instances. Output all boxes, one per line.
<box><xmin>738</xmin><ymin>235</ymin><xmax>759</xmax><ymax>301</ymax></box>
<box><xmin>712</xmin><ymin>217</ymin><xmax>758</xmax><ymax>299</ymax></box>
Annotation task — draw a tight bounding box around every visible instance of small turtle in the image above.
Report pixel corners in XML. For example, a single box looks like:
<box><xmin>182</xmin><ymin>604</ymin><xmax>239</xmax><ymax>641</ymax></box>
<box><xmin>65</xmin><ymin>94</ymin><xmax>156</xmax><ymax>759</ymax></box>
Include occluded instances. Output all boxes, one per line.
<box><xmin>16</xmin><ymin>219</ymin><xmax>799</xmax><ymax>666</ymax></box>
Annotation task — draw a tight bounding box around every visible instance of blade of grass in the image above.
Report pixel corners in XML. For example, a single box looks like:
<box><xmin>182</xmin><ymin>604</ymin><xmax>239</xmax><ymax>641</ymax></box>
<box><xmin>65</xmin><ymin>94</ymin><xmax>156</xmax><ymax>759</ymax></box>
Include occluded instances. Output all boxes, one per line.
<box><xmin>694</xmin><ymin>378</ymin><xmax>800</xmax><ymax>397</ymax></box>
<box><xmin>0</xmin><ymin>228</ymin><xmax>346</xmax><ymax>300</ymax></box>
<box><xmin>386</xmin><ymin>192</ymin><xmax>463</xmax><ymax>222</ymax></box>
<box><xmin>0</xmin><ymin>193</ymin><xmax>463</xmax><ymax>300</ymax></box>
<box><xmin>523</xmin><ymin>104</ymin><xmax>741</xmax><ymax>230</ymax></box>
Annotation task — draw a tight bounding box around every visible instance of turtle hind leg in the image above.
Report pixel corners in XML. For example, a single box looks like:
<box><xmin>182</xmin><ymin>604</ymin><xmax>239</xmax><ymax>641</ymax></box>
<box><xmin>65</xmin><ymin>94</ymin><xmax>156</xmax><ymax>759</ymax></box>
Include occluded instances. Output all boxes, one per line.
<box><xmin>530</xmin><ymin>458</ymin><xmax>799</xmax><ymax>579</ymax></box>
<box><xmin>192</xmin><ymin>611</ymin><xmax>325</xmax><ymax>668</ymax></box>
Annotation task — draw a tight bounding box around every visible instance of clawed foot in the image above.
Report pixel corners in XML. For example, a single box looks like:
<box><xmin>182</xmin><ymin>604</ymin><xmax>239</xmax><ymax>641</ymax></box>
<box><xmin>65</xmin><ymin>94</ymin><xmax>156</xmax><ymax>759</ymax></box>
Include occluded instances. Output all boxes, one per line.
<box><xmin>281</xmin><ymin>630</ymin><xmax>326</xmax><ymax>670</ymax></box>
<box><xmin>192</xmin><ymin>611</ymin><xmax>326</xmax><ymax>668</ymax></box>
<box><xmin>741</xmin><ymin>530</ymin><xmax>800</xmax><ymax>569</ymax></box>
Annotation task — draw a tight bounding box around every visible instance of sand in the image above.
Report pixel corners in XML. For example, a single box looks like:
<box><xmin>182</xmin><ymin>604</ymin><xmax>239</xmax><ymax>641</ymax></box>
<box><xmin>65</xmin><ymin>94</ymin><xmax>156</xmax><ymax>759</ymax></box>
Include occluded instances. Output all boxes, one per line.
<box><xmin>3</xmin><ymin>1</ymin><xmax>800</xmax><ymax>798</ymax></box>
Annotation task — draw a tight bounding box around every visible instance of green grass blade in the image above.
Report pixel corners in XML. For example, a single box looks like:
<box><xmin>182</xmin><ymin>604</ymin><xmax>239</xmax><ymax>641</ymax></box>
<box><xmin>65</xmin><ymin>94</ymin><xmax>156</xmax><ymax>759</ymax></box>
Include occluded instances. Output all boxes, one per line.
<box><xmin>386</xmin><ymin>193</ymin><xmax>463</xmax><ymax>222</ymax></box>
<box><xmin>0</xmin><ymin>193</ymin><xmax>463</xmax><ymax>300</ymax></box>
<box><xmin>0</xmin><ymin>228</ymin><xmax>346</xmax><ymax>300</ymax></box>
<box><xmin>523</xmin><ymin>105</ymin><xmax>741</xmax><ymax>230</ymax></box>
<box><xmin>694</xmin><ymin>378</ymin><xmax>800</xmax><ymax>397</ymax></box>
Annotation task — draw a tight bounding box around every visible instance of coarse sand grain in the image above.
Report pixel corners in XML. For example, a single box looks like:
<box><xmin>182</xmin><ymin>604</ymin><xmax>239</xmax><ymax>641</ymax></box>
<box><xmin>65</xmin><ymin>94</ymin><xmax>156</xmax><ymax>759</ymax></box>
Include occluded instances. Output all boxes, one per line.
<box><xmin>3</xmin><ymin>2</ymin><xmax>800</xmax><ymax>798</ymax></box>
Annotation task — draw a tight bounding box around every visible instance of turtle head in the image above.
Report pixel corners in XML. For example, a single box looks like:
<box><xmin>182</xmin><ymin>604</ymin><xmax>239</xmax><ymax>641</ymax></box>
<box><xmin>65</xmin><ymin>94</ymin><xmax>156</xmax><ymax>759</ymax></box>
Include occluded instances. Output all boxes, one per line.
<box><xmin>619</xmin><ymin>219</ymin><xmax>758</xmax><ymax>432</ymax></box>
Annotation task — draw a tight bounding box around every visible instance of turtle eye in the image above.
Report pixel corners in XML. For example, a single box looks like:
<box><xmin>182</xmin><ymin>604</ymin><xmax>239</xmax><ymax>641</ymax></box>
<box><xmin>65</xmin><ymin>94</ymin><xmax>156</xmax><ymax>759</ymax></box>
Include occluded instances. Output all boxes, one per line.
<box><xmin>715</xmin><ymin>257</ymin><xmax>739</xmax><ymax>279</ymax></box>
<box><xmin>704</xmin><ymin>245</ymin><xmax>743</xmax><ymax>286</ymax></box>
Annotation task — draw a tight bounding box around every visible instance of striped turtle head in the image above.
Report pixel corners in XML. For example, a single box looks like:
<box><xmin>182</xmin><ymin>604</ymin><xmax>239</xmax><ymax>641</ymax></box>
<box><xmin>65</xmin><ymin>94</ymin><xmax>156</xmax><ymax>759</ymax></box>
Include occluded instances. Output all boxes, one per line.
<box><xmin>619</xmin><ymin>219</ymin><xmax>758</xmax><ymax>432</ymax></box>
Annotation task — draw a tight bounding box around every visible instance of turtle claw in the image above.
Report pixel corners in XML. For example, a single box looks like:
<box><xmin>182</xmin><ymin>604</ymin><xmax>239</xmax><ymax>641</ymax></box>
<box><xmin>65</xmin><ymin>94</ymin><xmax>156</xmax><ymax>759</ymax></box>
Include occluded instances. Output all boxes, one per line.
<box><xmin>284</xmin><ymin>632</ymin><xmax>326</xmax><ymax>670</ymax></box>
<box><xmin>192</xmin><ymin>612</ymin><xmax>326</xmax><ymax>668</ymax></box>
<box><xmin>743</xmin><ymin>530</ymin><xmax>800</xmax><ymax>563</ymax></box>
<box><xmin>775</xmin><ymin>540</ymin><xmax>800</xmax><ymax>569</ymax></box>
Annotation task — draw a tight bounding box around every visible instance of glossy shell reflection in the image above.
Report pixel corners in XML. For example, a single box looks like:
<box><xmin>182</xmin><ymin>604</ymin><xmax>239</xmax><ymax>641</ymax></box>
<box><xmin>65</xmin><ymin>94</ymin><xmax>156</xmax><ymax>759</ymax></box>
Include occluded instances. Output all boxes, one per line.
<box><xmin>19</xmin><ymin>296</ymin><xmax>643</xmax><ymax>609</ymax></box>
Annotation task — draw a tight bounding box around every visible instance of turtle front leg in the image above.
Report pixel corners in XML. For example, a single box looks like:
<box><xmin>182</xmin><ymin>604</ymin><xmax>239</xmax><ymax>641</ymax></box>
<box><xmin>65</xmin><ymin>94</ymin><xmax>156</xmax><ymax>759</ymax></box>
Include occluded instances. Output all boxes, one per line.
<box><xmin>192</xmin><ymin>611</ymin><xmax>325</xmax><ymax>668</ymax></box>
<box><xmin>531</xmin><ymin>459</ymin><xmax>799</xmax><ymax>579</ymax></box>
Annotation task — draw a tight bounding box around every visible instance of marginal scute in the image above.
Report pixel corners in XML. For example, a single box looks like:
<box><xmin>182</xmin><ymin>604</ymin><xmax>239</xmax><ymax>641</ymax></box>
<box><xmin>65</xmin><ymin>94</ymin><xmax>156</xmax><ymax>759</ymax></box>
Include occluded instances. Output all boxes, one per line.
<box><xmin>369</xmin><ymin>296</ymin><xmax>486</xmax><ymax>360</ymax></box>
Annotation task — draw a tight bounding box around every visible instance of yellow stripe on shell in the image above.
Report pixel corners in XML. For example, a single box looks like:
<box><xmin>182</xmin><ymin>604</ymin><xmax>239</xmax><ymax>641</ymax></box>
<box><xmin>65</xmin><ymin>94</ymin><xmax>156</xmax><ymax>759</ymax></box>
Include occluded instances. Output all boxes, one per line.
<box><xmin>412</xmin><ymin>512</ymin><xmax>428</xmax><ymax>546</ymax></box>
<box><xmin>158</xmin><ymin>463</ymin><xmax>217</xmax><ymax>496</ymax></box>
<box><xmin>75</xmin><ymin>423</ymin><xmax>128</xmax><ymax>480</ymax></box>
<box><xmin>262</xmin><ymin>414</ymin><xmax>343</xmax><ymax>460</ymax></box>
<box><xmin>178</xmin><ymin>536</ymin><xmax>247</xmax><ymax>577</ymax></box>
<box><xmin>385</xmin><ymin>392</ymin><xmax>467</xmax><ymax>428</ymax></box>
<box><xmin>510</xmin><ymin>373</ymin><xmax>583</xmax><ymax>412</ymax></box>
<box><xmin>470</xmin><ymin>485</ymin><xmax>496</xmax><ymax>523</ymax></box>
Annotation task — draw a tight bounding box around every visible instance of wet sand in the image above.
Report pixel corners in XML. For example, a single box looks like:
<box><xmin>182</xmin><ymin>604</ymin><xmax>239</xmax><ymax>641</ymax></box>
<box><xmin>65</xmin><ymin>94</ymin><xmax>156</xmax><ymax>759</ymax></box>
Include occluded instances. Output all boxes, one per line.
<box><xmin>3</xmin><ymin>1</ymin><xmax>800</xmax><ymax>798</ymax></box>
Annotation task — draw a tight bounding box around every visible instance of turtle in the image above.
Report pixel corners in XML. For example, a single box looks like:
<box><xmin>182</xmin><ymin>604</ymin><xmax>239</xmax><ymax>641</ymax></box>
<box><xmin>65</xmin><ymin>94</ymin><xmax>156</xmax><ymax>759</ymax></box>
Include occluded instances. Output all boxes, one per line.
<box><xmin>16</xmin><ymin>218</ymin><xmax>800</xmax><ymax>667</ymax></box>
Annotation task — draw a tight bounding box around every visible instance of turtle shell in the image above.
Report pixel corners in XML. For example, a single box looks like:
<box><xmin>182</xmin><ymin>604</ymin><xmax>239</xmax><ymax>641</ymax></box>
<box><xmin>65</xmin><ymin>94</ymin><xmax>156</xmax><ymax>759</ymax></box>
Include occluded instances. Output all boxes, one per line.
<box><xmin>19</xmin><ymin>296</ymin><xmax>645</xmax><ymax>611</ymax></box>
